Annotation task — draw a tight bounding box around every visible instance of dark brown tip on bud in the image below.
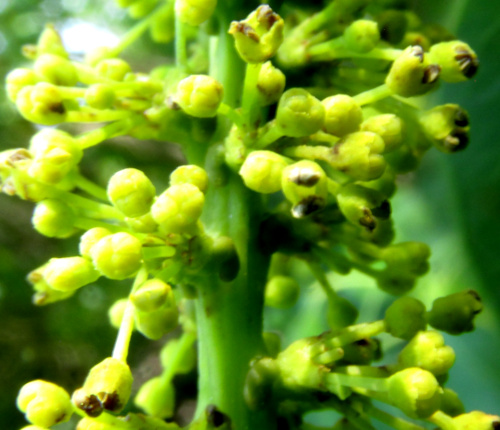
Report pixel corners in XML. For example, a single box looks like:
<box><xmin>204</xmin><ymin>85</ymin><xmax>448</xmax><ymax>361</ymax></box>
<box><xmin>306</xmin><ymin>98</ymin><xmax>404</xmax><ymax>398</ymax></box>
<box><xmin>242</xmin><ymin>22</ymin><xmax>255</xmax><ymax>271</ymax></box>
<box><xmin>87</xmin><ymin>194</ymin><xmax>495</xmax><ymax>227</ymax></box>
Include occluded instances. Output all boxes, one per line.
<box><xmin>289</xmin><ymin>168</ymin><xmax>321</xmax><ymax>187</ymax></box>
<box><xmin>410</xmin><ymin>45</ymin><xmax>424</xmax><ymax>62</ymax></box>
<box><xmin>455</xmin><ymin>50</ymin><xmax>479</xmax><ymax>78</ymax></box>
<box><xmin>444</xmin><ymin>129</ymin><xmax>469</xmax><ymax>152</ymax></box>
<box><xmin>206</xmin><ymin>404</ymin><xmax>231</xmax><ymax>428</ymax></box>
<box><xmin>422</xmin><ymin>64</ymin><xmax>441</xmax><ymax>84</ymax></box>
<box><xmin>257</xmin><ymin>5</ymin><xmax>279</xmax><ymax>29</ymax></box>
<box><xmin>291</xmin><ymin>195</ymin><xmax>325</xmax><ymax>218</ymax></box>
<box><xmin>359</xmin><ymin>208</ymin><xmax>376</xmax><ymax>231</ymax></box>
<box><xmin>73</xmin><ymin>390</ymin><xmax>103</xmax><ymax>417</ymax></box>
<box><xmin>454</xmin><ymin>108</ymin><xmax>469</xmax><ymax>127</ymax></box>
<box><xmin>371</xmin><ymin>200</ymin><xmax>391</xmax><ymax>219</ymax></box>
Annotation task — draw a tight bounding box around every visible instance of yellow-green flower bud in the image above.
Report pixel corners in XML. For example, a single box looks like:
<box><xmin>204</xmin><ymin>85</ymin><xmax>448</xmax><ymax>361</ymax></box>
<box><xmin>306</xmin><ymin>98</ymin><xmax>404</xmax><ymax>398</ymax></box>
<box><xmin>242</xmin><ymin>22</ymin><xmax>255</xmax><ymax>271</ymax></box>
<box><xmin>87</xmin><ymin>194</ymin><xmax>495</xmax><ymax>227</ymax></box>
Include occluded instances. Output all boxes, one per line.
<box><xmin>108</xmin><ymin>298</ymin><xmax>128</xmax><ymax>329</ymax></box>
<box><xmin>275</xmin><ymin>88</ymin><xmax>325</xmax><ymax>137</ymax></box>
<box><xmin>134</xmin><ymin>377</ymin><xmax>175</xmax><ymax>418</ymax></box>
<box><xmin>264</xmin><ymin>275</ymin><xmax>300</xmax><ymax>309</ymax></box>
<box><xmin>451</xmin><ymin>411</ymin><xmax>500</xmax><ymax>430</ymax></box>
<box><xmin>79</xmin><ymin>227</ymin><xmax>112</xmax><ymax>257</ymax></box>
<box><xmin>175</xmin><ymin>0</ymin><xmax>217</xmax><ymax>26</ymax></box>
<box><xmin>36</xmin><ymin>24</ymin><xmax>69</xmax><ymax>58</ymax></box>
<box><xmin>85</xmin><ymin>84</ymin><xmax>116</xmax><ymax>109</ymax></box>
<box><xmin>322</xmin><ymin>94</ymin><xmax>363</xmax><ymax>137</ymax></box>
<box><xmin>107</xmin><ymin>168</ymin><xmax>156</xmax><ymax>218</ymax></box>
<box><xmin>381</xmin><ymin>241</ymin><xmax>430</xmax><ymax>277</ymax></box>
<box><xmin>175</xmin><ymin>75</ymin><xmax>223</xmax><ymax>118</ymax></box>
<box><xmin>256</xmin><ymin>61</ymin><xmax>286</xmax><ymax>106</ymax></box>
<box><xmin>128</xmin><ymin>0</ymin><xmax>157</xmax><ymax>18</ymax></box>
<box><xmin>151</xmin><ymin>183</ymin><xmax>204</xmax><ymax>233</ymax></box>
<box><xmin>440</xmin><ymin>388</ymin><xmax>465</xmax><ymax>417</ymax></box>
<box><xmin>135</xmin><ymin>305</ymin><xmax>179</xmax><ymax>340</ymax></box>
<box><xmin>419</xmin><ymin>104</ymin><xmax>469</xmax><ymax>153</ymax></box>
<box><xmin>330</xmin><ymin>131</ymin><xmax>386</xmax><ymax>181</ymax></box>
<box><xmin>150</xmin><ymin>5</ymin><xmax>175</xmax><ymax>43</ymax></box>
<box><xmin>95</xmin><ymin>58</ymin><xmax>131</xmax><ymax>81</ymax></box>
<box><xmin>126</xmin><ymin>212</ymin><xmax>159</xmax><ymax>233</ymax></box>
<box><xmin>45</xmin><ymin>257</ymin><xmax>100</xmax><ymax>292</ymax></box>
<box><xmin>131</xmin><ymin>278</ymin><xmax>172</xmax><ymax>312</ymax></box>
<box><xmin>337</xmin><ymin>184</ymin><xmax>390</xmax><ymax>231</ymax></box>
<box><xmin>385</xmin><ymin>46</ymin><xmax>440</xmax><ymax>97</ymax></box>
<box><xmin>385</xmin><ymin>296</ymin><xmax>427</xmax><ymax>340</ymax></box>
<box><xmin>387</xmin><ymin>368</ymin><xmax>442</xmax><ymax>419</ymax></box>
<box><xmin>398</xmin><ymin>331</ymin><xmax>455</xmax><ymax>376</ymax></box>
<box><xmin>263</xmin><ymin>331</ymin><xmax>281</xmax><ymax>358</ymax></box>
<box><xmin>34</xmin><ymin>54</ymin><xmax>78</xmax><ymax>87</ymax></box>
<box><xmin>428</xmin><ymin>41</ymin><xmax>479</xmax><ymax>82</ymax></box>
<box><xmin>239</xmin><ymin>150</ymin><xmax>289</xmax><ymax>194</ymax></box>
<box><xmin>16</xmin><ymin>83</ymin><xmax>66</xmax><ymax>125</ymax></box>
<box><xmin>28</xmin><ymin>265</ymin><xmax>76</xmax><ymax>305</ymax></box>
<box><xmin>170</xmin><ymin>164</ymin><xmax>208</xmax><ymax>193</ymax></box>
<box><xmin>228</xmin><ymin>5</ymin><xmax>284</xmax><ymax>63</ymax></box>
<box><xmin>80</xmin><ymin>357</ymin><xmax>133</xmax><ymax>413</ymax></box>
<box><xmin>361</xmin><ymin>114</ymin><xmax>403</xmax><ymax>153</ymax></box>
<box><xmin>160</xmin><ymin>338</ymin><xmax>196</xmax><ymax>373</ymax></box>
<box><xmin>32</xmin><ymin>199</ymin><xmax>76</xmax><ymax>238</ymax></box>
<box><xmin>281</xmin><ymin>160</ymin><xmax>328</xmax><ymax>218</ymax></box>
<box><xmin>6</xmin><ymin>68</ymin><xmax>39</xmax><ymax>102</ymax></box>
<box><xmin>90</xmin><ymin>232</ymin><xmax>143</xmax><ymax>280</ymax></box>
<box><xmin>427</xmin><ymin>289</ymin><xmax>483</xmax><ymax>335</ymax></box>
<box><xmin>344</xmin><ymin>19</ymin><xmax>380</xmax><ymax>53</ymax></box>
<box><xmin>28</xmin><ymin>129</ymin><xmax>83</xmax><ymax>184</ymax></box>
<box><xmin>17</xmin><ymin>380</ymin><xmax>73</xmax><ymax>427</ymax></box>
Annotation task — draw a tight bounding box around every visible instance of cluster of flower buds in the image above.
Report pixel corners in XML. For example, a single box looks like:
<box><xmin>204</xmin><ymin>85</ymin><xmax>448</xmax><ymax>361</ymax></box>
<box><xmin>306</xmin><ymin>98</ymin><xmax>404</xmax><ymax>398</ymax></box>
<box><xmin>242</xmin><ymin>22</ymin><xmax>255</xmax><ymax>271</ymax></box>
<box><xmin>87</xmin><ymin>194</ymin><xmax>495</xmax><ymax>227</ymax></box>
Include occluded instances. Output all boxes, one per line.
<box><xmin>245</xmin><ymin>290</ymin><xmax>491</xmax><ymax>427</ymax></box>
<box><xmin>5</xmin><ymin>1</ymin><xmax>494</xmax><ymax>429</ymax></box>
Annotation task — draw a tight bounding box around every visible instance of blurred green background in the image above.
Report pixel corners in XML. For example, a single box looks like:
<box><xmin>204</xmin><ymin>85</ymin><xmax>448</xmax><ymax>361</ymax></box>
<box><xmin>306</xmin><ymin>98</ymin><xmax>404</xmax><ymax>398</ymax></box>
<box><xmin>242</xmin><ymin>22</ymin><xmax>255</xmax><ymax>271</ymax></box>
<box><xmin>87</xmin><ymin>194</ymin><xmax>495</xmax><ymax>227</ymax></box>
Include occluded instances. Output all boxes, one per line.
<box><xmin>1</xmin><ymin>1</ymin><xmax>499</xmax><ymax>428</ymax></box>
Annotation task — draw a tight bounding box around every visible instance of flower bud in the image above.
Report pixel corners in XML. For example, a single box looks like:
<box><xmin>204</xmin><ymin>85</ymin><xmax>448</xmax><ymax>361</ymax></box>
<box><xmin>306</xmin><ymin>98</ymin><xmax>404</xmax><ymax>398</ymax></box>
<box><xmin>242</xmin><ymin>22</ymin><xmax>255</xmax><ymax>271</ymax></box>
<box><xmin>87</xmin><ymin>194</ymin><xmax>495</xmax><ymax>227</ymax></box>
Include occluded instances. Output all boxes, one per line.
<box><xmin>264</xmin><ymin>275</ymin><xmax>300</xmax><ymax>309</ymax></box>
<box><xmin>128</xmin><ymin>0</ymin><xmax>157</xmax><ymax>18</ymax></box>
<box><xmin>107</xmin><ymin>168</ymin><xmax>156</xmax><ymax>218</ymax></box>
<box><xmin>95</xmin><ymin>58</ymin><xmax>131</xmax><ymax>81</ymax></box>
<box><xmin>135</xmin><ymin>305</ymin><xmax>179</xmax><ymax>340</ymax></box>
<box><xmin>322</xmin><ymin>95</ymin><xmax>363</xmax><ymax>137</ymax></box>
<box><xmin>376</xmin><ymin>271</ymin><xmax>416</xmax><ymax>295</ymax></box>
<box><xmin>16</xmin><ymin>83</ymin><xmax>66</xmax><ymax>125</ymax></box>
<box><xmin>385</xmin><ymin>46</ymin><xmax>440</xmax><ymax>97</ymax></box>
<box><xmin>275</xmin><ymin>88</ymin><xmax>325</xmax><ymax>137</ymax></box>
<box><xmin>151</xmin><ymin>183</ymin><xmax>204</xmax><ymax>233</ymax></box>
<box><xmin>330</xmin><ymin>131</ymin><xmax>386</xmax><ymax>181</ymax></box>
<box><xmin>175</xmin><ymin>75</ymin><xmax>223</xmax><ymax>118</ymax></box>
<box><xmin>175</xmin><ymin>0</ymin><xmax>217</xmax><ymax>26</ymax></box>
<box><xmin>79</xmin><ymin>357</ymin><xmax>133</xmax><ymax>413</ymax></box>
<box><xmin>344</xmin><ymin>19</ymin><xmax>380</xmax><ymax>53</ymax></box>
<box><xmin>6</xmin><ymin>68</ymin><xmax>39</xmax><ymax>102</ymax></box>
<box><xmin>451</xmin><ymin>411</ymin><xmax>500</xmax><ymax>430</ymax></box>
<box><xmin>131</xmin><ymin>278</ymin><xmax>172</xmax><ymax>312</ymax></box>
<box><xmin>239</xmin><ymin>150</ymin><xmax>289</xmax><ymax>194</ymax></box>
<box><xmin>419</xmin><ymin>104</ymin><xmax>469</xmax><ymax>153</ymax></box>
<box><xmin>150</xmin><ymin>5</ymin><xmax>175</xmax><ymax>43</ymax></box>
<box><xmin>256</xmin><ymin>61</ymin><xmax>286</xmax><ymax>106</ymax></box>
<box><xmin>361</xmin><ymin>114</ymin><xmax>403</xmax><ymax>153</ymax></box>
<box><xmin>428</xmin><ymin>41</ymin><xmax>479</xmax><ymax>82</ymax></box>
<box><xmin>385</xmin><ymin>296</ymin><xmax>427</xmax><ymax>340</ymax></box>
<box><xmin>126</xmin><ymin>212</ymin><xmax>158</xmax><ymax>233</ymax></box>
<box><xmin>108</xmin><ymin>298</ymin><xmax>128</xmax><ymax>329</ymax></box>
<box><xmin>229</xmin><ymin>5</ymin><xmax>284</xmax><ymax>63</ymax></box>
<box><xmin>381</xmin><ymin>241</ymin><xmax>430</xmax><ymax>277</ymax></box>
<box><xmin>91</xmin><ymin>232</ymin><xmax>143</xmax><ymax>280</ymax></box>
<box><xmin>32</xmin><ymin>199</ymin><xmax>76</xmax><ymax>238</ymax></box>
<box><xmin>282</xmin><ymin>160</ymin><xmax>328</xmax><ymax>218</ymax></box>
<box><xmin>326</xmin><ymin>296</ymin><xmax>359</xmax><ymax>330</ymax></box>
<box><xmin>17</xmin><ymin>380</ymin><xmax>73</xmax><ymax>427</ymax></box>
<box><xmin>45</xmin><ymin>257</ymin><xmax>100</xmax><ymax>292</ymax></box>
<box><xmin>79</xmin><ymin>227</ymin><xmax>112</xmax><ymax>257</ymax></box>
<box><xmin>28</xmin><ymin>265</ymin><xmax>76</xmax><ymax>305</ymax></box>
<box><xmin>339</xmin><ymin>338</ymin><xmax>381</xmax><ymax>365</ymax></box>
<box><xmin>387</xmin><ymin>368</ymin><xmax>442</xmax><ymax>419</ymax></box>
<box><xmin>337</xmin><ymin>184</ymin><xmax>390</xmax><ymax>231</ymax></box>
<box><xmin>85</xmin><ymin>84</ymin><xmax>116</xmax><ymax>109</ymax></box>
<box><xmin>134</xmin><ymin>377</ymin><xmax>175</xmax><ymax>418</ymax></box>
<box><xmin>160</xmin><ymin>337</ymin><xmax>196</xmax><ymax>373</ymax></box>
<box><xmin>440</xmin><ymin>388</ymin><xmax>465</xmax><ymax>417</ymax></box>
<box><xmin>170</xmin><ymin>164</ymin><xmax>208</xmax><ymax>193</ymax></box>
<box><xmin>36</xmin><ymin>24</ymin><xmax>68</xmax><ymax>58</ymax></box>
<box><xmin>398</xmin><ymin>331</ymin><xmax>455</xmax><ymax>376</ymax></box>
<box><xmin>28</xmin><ymin>128</ymin><xmax>83</xmax><ymax>184</ymax></box>
<box><xmin>427</xmin><ymin>289</ymin><xmax>482</xmax><ymax>335</ymax></box>
<box><xmin>34</xmin><ymin>54</ymin><xmax>78</xmax><ymax>86</ymax></box>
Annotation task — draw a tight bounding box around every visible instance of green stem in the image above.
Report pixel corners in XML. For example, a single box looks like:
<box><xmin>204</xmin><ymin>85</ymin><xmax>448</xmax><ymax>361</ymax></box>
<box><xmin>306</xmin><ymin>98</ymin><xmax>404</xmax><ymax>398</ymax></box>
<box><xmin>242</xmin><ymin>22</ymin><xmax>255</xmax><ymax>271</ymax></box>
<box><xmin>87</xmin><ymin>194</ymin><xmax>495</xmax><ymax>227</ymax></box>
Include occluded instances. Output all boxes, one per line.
<box><xmin>175</xmin><ymin>15</ymin><xmax>188</xmax><ymax>71</ymax></box>
<box><xmin>353</xmin><ymin>84</ymin><xmax>394</xmax><ymax>106</ymax></box>
<box><xmin>364</xmin><ymin>402</ymin><xmax>427</xmax><ymax>430</ymax></box>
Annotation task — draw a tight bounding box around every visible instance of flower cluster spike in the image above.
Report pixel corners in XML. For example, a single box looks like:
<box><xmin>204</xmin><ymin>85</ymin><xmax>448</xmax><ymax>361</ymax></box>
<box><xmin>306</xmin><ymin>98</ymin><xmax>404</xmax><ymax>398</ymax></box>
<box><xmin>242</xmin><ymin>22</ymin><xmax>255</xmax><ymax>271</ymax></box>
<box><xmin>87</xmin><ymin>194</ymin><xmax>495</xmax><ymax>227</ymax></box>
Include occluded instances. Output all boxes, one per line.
<box><xmin>3</xmin><ymin>2</ymin><xmax>496</xmax><ymax>430</ymax></box>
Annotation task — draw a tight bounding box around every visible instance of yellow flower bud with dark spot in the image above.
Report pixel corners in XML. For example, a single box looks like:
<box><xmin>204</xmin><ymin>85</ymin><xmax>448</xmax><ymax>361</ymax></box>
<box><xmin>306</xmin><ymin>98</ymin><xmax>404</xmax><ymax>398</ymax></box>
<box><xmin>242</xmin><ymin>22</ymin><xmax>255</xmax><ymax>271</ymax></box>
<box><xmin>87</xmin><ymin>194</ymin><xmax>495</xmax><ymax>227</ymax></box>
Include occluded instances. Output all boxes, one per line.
<box><xmin>428</xmin><ymin>40</ymin><xmax>479</xmax><ymax>82</ymax></box>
